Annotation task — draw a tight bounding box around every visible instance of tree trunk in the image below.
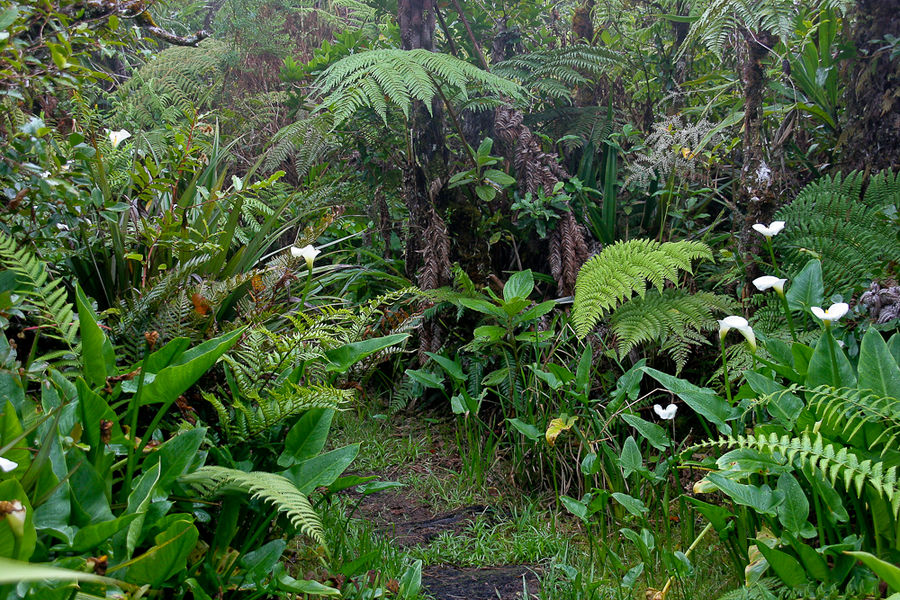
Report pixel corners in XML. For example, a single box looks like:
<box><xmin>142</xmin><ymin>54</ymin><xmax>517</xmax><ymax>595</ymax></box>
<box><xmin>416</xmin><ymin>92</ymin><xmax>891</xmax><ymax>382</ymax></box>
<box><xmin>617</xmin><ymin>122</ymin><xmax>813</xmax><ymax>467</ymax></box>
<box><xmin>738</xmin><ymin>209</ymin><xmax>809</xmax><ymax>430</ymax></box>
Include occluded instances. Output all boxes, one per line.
<box><xmin>839</xmin><ymin>0</ymin><xmax>900</xmax><ymax>172</ymax></box>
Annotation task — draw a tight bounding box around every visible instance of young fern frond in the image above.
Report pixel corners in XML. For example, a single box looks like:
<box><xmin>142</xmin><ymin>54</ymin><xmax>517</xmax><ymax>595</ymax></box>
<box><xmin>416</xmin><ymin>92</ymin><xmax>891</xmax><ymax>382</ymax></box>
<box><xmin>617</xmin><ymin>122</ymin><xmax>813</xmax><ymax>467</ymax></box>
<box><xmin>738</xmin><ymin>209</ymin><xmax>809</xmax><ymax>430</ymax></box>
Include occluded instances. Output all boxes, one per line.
<box><xmin>180</xmin><ymin>466</ymin><xmax>326</xmax><ymax>548</ymax></box>
<box><xmin>572</xmin><ymin>239</ymin><xmax>712</xmax><ymax>337</ymax></box>
<box><xmin>313</xmin><ymin>49</ymin><xmax>523</xmax><ymax>125</ymax></box>
<box><xmin>806</xmin><ymin>386</ymin><xmax>900</xmax><ymax>455</ymax></box>
<box><xmin>0</xmin><ymin>231</ymin><xmax>77</xmax><ymax>352</ymax></box>
<box><xmin>693</xmin><ymin>432</ymin><xmax>900</xmax><ymax>517</ymax></box>
<box><xmin>610</xmin><ymin>289</ymin><xmax>736</xmax><ymax>372</ymax></box>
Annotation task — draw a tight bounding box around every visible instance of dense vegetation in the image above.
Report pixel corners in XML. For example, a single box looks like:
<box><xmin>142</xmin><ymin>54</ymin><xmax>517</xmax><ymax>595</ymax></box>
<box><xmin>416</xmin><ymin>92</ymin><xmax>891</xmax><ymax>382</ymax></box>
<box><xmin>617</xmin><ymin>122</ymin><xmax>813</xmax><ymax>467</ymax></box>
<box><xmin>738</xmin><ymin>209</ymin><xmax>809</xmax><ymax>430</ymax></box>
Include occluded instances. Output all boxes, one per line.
<box><xmin>1</xmin><ymin>0</ymin><xmax>899</xmax><ymax>598</ymax></box>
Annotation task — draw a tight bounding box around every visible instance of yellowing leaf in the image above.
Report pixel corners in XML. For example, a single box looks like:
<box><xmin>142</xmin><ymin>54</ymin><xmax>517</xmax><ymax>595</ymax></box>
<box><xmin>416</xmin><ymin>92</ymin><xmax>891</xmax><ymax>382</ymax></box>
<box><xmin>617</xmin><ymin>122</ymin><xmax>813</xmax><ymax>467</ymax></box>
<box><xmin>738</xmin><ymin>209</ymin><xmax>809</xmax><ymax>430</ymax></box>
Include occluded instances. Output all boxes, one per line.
<box><xmin>545</xmin><ymin>415</ymin><xmax>577</xmax><ymax>446</ymax></box>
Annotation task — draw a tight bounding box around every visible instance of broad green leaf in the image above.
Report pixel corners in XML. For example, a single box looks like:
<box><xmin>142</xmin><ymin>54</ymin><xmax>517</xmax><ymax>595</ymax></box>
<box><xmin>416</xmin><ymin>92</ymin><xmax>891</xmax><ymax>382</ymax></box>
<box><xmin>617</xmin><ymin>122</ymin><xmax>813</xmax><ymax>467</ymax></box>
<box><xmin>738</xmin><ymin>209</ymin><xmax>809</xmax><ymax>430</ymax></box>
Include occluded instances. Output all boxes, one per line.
<box><xmin>143</xmin><ymin>338</ymin><xmax>191</xmax><ymax>373</ymax></box>
<box><xmin>621</xmin><ymin>562</ymin><xmax>644</xmax><ymax>589</ymax></box>
<box><xmin>619</xmin><ymin>435</ymin><xmax>642</xmax><ymax>477</ymax></box>
<box><xmin>513</xmin><ymin>300</ymin><xmax>557</xmax><ymax>325</ymax></box>
<box><xmin>240</xmin><ymin>539</ymin><xmax>286</xmax><ymax>580</ymax></box>
<box><xmin>76</xmin><ymin>379</ymin><xmax>121</xmax><ymax>453</ymax></box>
<box><xmin>787</xmin><ymin>538</ymin><xmax>829</xmax><ymax>583</ymax></box>
<box><xmin>706</xmin><ymin>473</ymin><xmax>782</xmax><ymax>516</ymax></box>
<box><xmin>559</xmin><ymin>495</ymin><xmax>588</xmax><ymax>522</ymax></box>
<box><xmin>621</xmin><ymin>413</ymin><xmax>671</xmax><ymax>450</ymax></box>
<box><xmin>0</xmin><ymin>557</ymin><xmax>112</xmax><ymax>584</ymax></box>
<box><xmin>141</xmin><ymin>328</ymin><xmax>244</xmax><ymax>404</ymax></box>
<box><xmin>744</xmin><ymin>371</ymin><xmax>802</xmax><ymax>427</ymax></box>
<box><xmin>66</xmin><ymin>452</ymin><xmax>114</xmax><ymax>525</ymax></box>
<box><xmin>277</xmin><ymin>572</ymin><xmax>341</xmax><ymax>596</ymax></box>
<box><xmin>425</xmin><ymin>352</ymin><xmax>465</xmax><ymax>382</ymax></box>
<box><xmin>399</xmin><ymin>559</ymin><xmax>422</xmax><ymax>599</ymax></box>
<box><xmin>141</xmin><ymin>427</ymin><xmax>206</xmax><ymax>493</ymax></box>
<box><xmin>119</xmin><ymin>462</ymin><xmax>161</xmax><ymax>559</ymax></box>
<box><xmin>785</xmin><ymin>259</ymin><xmax>823</xmax><ymax>312</ymax></box>
<box><xmin>611</xmin><ymin>492</ymin><xmax>648</xmax><ymax>517</ymax></box>
<box><xmin>545</xmin><ymin>415</ymin><xmax>576</xmax><ymax>446</ymax></box>
<box><xmin>857</xmin><ymin>329</ymin><xmax>900</xmax><ymax>400</ymax></box>
<box><xmin>458</xmin><ymin>297</ymin><xmax>506</xmax><ymax>319</ymax></box>
<box><xmin>473</xmin><ymin>325</ymin><xmax>505</xmax><ymax>341</ymax></box>
<box><xmin>405</xmin><ymin>368</ymin><xmax>444</xmax><ymax>389</ymax></box>
<box><xmin>506</xmin><ymin>418</ymin><xmax>541</xmax><ymax>441</ymax></box>
<box><xmin>807</xmin><ymin>330</ymin><xmax>856</xmax><ymax>389</ymax></box>
<box><xmin>282</xmin><ymin>443</ymin><xmax>359</xmax><ymax>495</ymax></box>
<box><xmin>324</xmin><ymin>333</ymin><xmax>409</xmax><ymax>372</ymax></box>
<box><xmin>70</xmin><ymin>514</ymin><xmax>140</xmax><ymax>553</ymax></box>
<box><xmin>888</xmin><ymin>333</ymin><xmax>900</xmax><ymax>366</ymax></box>
<box><xmin>278</xmin><ymin>409</ymin><xmax>335</xmax><ymax>468</ymax></box>
<box><xmin>504</xmin><ymin>270</ymin><xmax>534</xmax><ymax>301</ymax></box>
<box><xmin>115</xmin><ymin>519</ymin><xmax>199</xmax><ymax>586</ymax></box>
<box><xmin>845</xmin><ymin>550</ymin><xmax>900</xmax><ymax>592</ymax></box>
<box><xmin>75</xmin><ymin>285</ymin><xmax>115</xmax><ymax>388</ymax></box>
<box><xmin>754</xmin><ymin>540</ymin><xmax>808</xmax><ymax>589</ymax></box>
<box><xmin>686</xmin><ymin>497</ymin><xmax>734</xmax><ymax>533</ymax></box>
<box><xmin>0</xmin><ymin>401</ymin><xmax>28</xmax><ymax>473</ymax></box>
<box><xmin>776</xmin><ymin>473</ymin><xmax>810</xmax><ymax>535</ymax></box>
<box><xmin>642</xmin><ymin>368</ymin><xmax>737</xmax><ymax>434</ymax></box>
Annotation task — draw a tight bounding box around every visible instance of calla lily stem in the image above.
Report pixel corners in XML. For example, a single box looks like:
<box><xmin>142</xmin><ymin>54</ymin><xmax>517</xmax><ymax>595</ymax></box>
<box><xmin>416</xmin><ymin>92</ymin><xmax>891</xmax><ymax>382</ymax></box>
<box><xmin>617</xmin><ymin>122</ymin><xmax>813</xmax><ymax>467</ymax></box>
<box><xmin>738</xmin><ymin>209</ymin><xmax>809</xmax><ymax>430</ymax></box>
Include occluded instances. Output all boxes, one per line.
<box><xmin>779</xmin><ymin>294</ymin><xmax>797</xmax><ymax>342</ymax></box>
<box><xmin>720</xmin><ymin>338</ymin><xmax>734</xmax><ymax>405</ymax></box>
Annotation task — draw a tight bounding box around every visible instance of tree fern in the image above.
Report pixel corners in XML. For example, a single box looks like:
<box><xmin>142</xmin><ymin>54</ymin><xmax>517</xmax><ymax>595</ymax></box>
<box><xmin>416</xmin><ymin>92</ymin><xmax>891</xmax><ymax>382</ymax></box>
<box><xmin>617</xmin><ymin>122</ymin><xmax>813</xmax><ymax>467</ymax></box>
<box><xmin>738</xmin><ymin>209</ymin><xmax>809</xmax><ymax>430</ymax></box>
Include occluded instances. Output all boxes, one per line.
<box><xmin>572</xmin><ymin>239</ymin><xmax>712</xmax><ymax>337</ymax></box>
<box><xmin>262</xmin><ymin>113</ymin><xmax>336</xmax><ymax>176</ymax></box>
<box><xmin>774</xmin><ymin>170</ymin><xmax>899</xmax><ymax>294</ymax></box>
<box><xmin>694</xmin><ymin>432</ymin><xmax>900</xmax><ymax>517</ymax></box>
<box><xmin>180</xmin><ymin>466</ymin><xmax>326</xmax><ymax>548</ymax></box>
<box><xmin>0</xmin><ymin>231</ymin><xmax>77</xmax><ymax>353</ymax></box>
<box><xmin>312</xmin><ymin>49</ymin><xmax>523</xmax><ymax>125</ymax></box>
<box><xmin>610</xmin><ymin>289</ymin><xmax>736</xmax><ymax>372</ymax></box>
<box><xmin>493</xmin><ymin>45</ymin><xmax>622</xmax><ymax>100</ymax></box>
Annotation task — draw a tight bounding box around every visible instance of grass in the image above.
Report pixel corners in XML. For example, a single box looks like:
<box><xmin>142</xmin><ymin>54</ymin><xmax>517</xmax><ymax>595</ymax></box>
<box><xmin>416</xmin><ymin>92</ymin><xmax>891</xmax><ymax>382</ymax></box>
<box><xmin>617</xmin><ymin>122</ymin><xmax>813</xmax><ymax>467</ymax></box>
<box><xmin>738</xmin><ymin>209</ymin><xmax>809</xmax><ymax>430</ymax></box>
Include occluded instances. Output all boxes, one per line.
<box><xmin>322</xmin><ymin>409</ymin><xmax>739</xmax><ymax>600</ymax></box>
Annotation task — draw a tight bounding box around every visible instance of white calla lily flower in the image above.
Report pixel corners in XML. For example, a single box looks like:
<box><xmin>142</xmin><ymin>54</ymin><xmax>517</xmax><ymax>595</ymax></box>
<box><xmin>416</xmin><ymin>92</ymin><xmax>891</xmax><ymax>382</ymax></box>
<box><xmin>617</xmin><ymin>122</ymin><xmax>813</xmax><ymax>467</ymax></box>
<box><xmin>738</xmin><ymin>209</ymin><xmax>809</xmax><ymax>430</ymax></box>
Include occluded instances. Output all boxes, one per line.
<box><xmin>811</xmin><ymin>302</ymin><xmax>849</xmax><ymax>325</ymax></box>
<box><xmin>291</xmin><ymin>244</ymin><xmax>321</xmax><ymax>269</ymax></box>
<box><xmin>4</xmin><ymin>500</ymin><xmax>26</xmax><ymax>538</ymax></box>
<box><xmin>752</xmin><ymin>221</ymin><xmax>785</xmax><ymax>238</ymax></box>
<box><xmin>0</xmin><ymin>457</ymin><xmax>17</xmax><ymax>472</ymax></box>
<box><xmin>718</xmin><ymin>315</ymin><xmax>757</xmax><ymax>352</ymax></box>
<box><xmin>752</xmin><ymin>275</ymin><xmax>787</xmax><ymax>296</ymax></box>
<box><xmin>653</xmin><ymin>403</ymin><xmax>678</xmax><ymax>420</ymax></box>
<box><xmin>108</xmin><ymin>129</ymin><xmax>131</xmax><ymax>148</ymax></box>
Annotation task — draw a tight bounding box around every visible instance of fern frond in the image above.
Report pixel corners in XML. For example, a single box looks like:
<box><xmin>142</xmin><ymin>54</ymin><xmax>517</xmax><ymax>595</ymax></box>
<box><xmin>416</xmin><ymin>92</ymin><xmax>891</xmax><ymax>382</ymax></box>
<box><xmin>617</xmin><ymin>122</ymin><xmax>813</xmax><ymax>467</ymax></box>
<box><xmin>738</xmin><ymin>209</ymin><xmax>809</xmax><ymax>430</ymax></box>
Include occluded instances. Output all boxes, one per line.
<box><xmin>313</xmin><ymin>49</ymin><xmax>523</xmax><ymax>125</ymax></box>
<box><xmin>694</xmin><ymin>432</ymin><xmax>900</xmax><ymax>516</ymax></box>
<box><xmin>0</xmin><ymin>231</ymin><xmax>77</xmax><ymax>352</ymax></box>
<box><xmin>180</xmin><ymin>466</ymin><xmax>326</xmax><ymax>548</ymax></box>
<box><xmin>572</xmin><ymin>239</ymin><xmax>712</xmax><ymax>337</ymax></box>
<box><xmin>774</xmin><ymin>170</ymin><xmax>900</xmax><ymax>294</ymax></box>
<box><xmin>806</xmin><ymin>386</ymin><xmax>900</xmax><ymax>455</ymax></box>
<box><xmin>611</xmin><ymin>289</ymin><xmax>736</xmax><ymax>372</ymax></box>
<box><xmin>493</xmin><ymin>45</ymin><xmax>621</xmax><ymax>100</ymax></box>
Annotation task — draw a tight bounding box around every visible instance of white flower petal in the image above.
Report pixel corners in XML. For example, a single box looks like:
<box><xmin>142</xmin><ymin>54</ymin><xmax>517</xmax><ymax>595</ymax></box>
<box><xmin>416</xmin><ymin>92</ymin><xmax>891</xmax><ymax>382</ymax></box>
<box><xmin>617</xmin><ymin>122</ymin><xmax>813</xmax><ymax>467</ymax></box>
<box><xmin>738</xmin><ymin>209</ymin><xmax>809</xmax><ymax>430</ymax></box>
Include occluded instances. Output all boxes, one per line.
<box><xmin>0</xmin><ymin>457</ymin><xmax>17</xmax><ymax>472</ymax></box>
<box><xmin>109</xmin><ymin>129</ymin><xmax>131</xmax><ymax>148</ymax></box>
<box><xmin>653</xmin><ymin>403</ymin><xmax>678</xmax><ymax>420</ymax></box>
<box><xmin>810</xmin><ymin>306</ymin><xmax>827</xmax><ymax>320</ymax></box>
<box><xmin>752</xmin><ymin>221</ymin><xmax>786</xmax><ymax>238</ymax></box>
<box><xmin>291</xmin><ymin>244</ymin><xmax>321</xmax><ymax>268</ymax></box>
<box><xmin>752</xmin><ymin>276</ymin><xmax>787</xmax><ymax>293</ymax></box>
<box><xmin>719</xmin><ymin>315</ymin><xmax>756</xmax><ymax>351</ymax></box>
<box><xmin>811</xmin><ymin>302</ymin><xmax>849</xmax><ymax>324</ymax></box>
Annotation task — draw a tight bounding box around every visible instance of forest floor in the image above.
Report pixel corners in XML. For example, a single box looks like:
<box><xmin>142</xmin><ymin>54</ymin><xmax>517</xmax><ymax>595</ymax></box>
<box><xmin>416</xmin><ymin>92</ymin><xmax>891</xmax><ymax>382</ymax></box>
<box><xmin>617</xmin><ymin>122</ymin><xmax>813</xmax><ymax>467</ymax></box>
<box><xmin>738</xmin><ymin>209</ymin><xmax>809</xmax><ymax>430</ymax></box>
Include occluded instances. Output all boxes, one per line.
<box><xmin>309</xmin><ymin>409</ymin><xmax>737</xmax><ymax>600</ymax></box>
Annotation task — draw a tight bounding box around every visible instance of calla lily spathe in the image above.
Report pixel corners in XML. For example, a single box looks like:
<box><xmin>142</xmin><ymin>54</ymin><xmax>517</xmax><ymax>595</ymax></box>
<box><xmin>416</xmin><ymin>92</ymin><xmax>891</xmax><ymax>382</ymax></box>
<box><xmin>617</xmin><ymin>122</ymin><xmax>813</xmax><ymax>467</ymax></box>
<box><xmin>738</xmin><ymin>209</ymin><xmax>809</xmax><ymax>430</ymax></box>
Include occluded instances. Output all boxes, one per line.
<box><xmin>653</xmin><ymin>403</ymin><xmax>678</xmax><ymax>420</ymax></box>
<box><xmin>752</xmin><ymin>275</ymin><xmax>787</xmax><ymax>296</ymax></box>
<box><xmin>752</xmin><ymin>221</ymin><xmax>785</xmax><ymax>238</ymax></box>
<box><xmin>291</xmin><ymin>244</ymin><xmax>321</xmax><ymax>269</ymax></box>
<box><xmin>718</xmin><ymin>315</ymin><xmax>756</xmax><ymax>352</ymax></box>
<box><xmin>109</xmin><ymin>129</ymin><xmax>131</xmax><ymax>148</ymax></box>
<box><xmin>811</xmin><ymin>302</ymin><xmax>849</xmax><ymax>324</ymax></box>
<box><xmin>0</xmin><ymin>457</ymin><xmax>17</xmax><ymax>472</ymax></box>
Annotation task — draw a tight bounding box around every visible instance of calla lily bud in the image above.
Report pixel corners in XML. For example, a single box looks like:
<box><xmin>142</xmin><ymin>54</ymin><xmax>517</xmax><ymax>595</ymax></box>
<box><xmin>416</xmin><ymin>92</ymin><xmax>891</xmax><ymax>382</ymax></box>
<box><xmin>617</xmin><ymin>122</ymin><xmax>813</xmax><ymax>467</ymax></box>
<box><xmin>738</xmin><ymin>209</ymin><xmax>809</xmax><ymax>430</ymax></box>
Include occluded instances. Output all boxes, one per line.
<box><xmin>0</xmin><ymin>500</ymin><xmax>26</xmax><ymax>538</ymax></box>
<box><xmin>693</xmin><ymin>478</ymin><xmax>717</xmax><ymax>494</ymax></box>
<box><xmin>0</xmin><ymin>457</ymin><xmax>17</xmax><ymax>472</ymax></box>
<box><xmin>811</xmin><ymin>302</ymin><xmax>849</xmax><ymax>325</ymax></box>
<box><xmin>752</xmin><ymin>275</ymin><xmax>787</xmax><ymax>297</ymax></box>
<box><xmin>718</xmin><ymin>315</ymin><xmax>757</xmax><ymax>352</ymax></box>
<box><xmin>291</xmin><ymin>244</ymin><xmax>321</xmax><ymax>270</ymax></box>
<box><xmin>752</xmin><ymin>221</ymin><xmax>785</xmax><ymax>239</ymax></box>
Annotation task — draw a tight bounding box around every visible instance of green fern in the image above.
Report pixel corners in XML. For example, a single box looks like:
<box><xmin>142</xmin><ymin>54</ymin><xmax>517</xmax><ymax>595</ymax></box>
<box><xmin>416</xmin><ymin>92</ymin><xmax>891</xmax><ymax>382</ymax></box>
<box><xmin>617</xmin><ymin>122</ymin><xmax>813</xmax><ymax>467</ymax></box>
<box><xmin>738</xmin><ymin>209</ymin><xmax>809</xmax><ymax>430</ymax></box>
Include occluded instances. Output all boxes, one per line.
<box><xmin>774</xmin><ymin>170</ymin><xmax>899</xmax><ymax>294</ymax></box>
<box><xmin>572</xmin><ymin>239</ymin><xmax>713</xmax><ymax>337</ymax></box>
<box><xmin>313</xmin><ymin>49</ymin><xmax>523</xmax><ymax>125</ymax></box>
<box><xmin>694</xmin><ymin>432</ymin><xmax>900</xmax><ymax>517</ymax></box>
<box><xmin>0</xmin><ymin>231</ymin><xmax>77</xmax><ymax>354</ymax></box>
<box><xmin>180</xmin><ymin>466</ymin><xmax>326</xmax><ymax>549</ymax></box>
<box><xmin>493</xmin><ymin>45</ymin><xmax>621</xmax><ymax>100</ymax></box>
<box><xmin>683</xmin><ymin>0</ymin><xmax>852</xmax><ymax>59</ymax></box>
<box><xmin>806</xmin><ymin>386</ymin><xmax>900</xmax><ymax>455</ymax></box>
<box><xmin>610</xmin><ymin>289</ymin><xmax>736</xmax><ymax>372</ymax></box>
<box><xmin>262</xmin><ymin>113</ymin><xmax>336</xmax><ymax>176</ymax></box>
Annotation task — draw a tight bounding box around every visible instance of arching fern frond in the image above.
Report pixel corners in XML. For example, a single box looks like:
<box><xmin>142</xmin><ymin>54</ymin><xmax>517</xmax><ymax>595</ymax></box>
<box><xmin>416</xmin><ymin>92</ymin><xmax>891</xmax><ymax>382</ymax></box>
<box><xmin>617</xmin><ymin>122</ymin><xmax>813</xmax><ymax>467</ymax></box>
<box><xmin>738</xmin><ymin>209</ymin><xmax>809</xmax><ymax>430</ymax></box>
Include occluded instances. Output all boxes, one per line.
<box><xmin>572</xmin><ymin>239</ymin><xmax>712</xmax><ymax>337</ymax></box>
<box><xmin>313</xmin><ymin>49</ymin><xmax>523</xmax><ymax>125</ymax></box>
<box><xmin>610</xmin><ymin>289</ymin><xmax>736</xmax><ymax>372</ymax></box>
<box><xmin>0</xmin><ymin>231</ymin><xmax>77</xmax><ymax>353</ymax></box>
<box><xmin>180</xmin><ymin>466</ymin><xmax>326</xmax><ymax>548</ymax></box>
<box><xmin>493</xmin><ymin>45</ymin><xmax>621</xmax><ymax>100</ymax></box>
<box><xmin>806</xmin><ymin>386</ymin><xmax>900</xmax><ymax>455</ymax></box>
<box><xmin>773</xmin><ymin>170</ymin><xmax>900</xmax><ymax>294</ymax></box>
<box><xmin>262</xmin><ymin>112</ymin><xmax>337</xmax><ymax>176</ymax></box>
<box><xmin>693</xmin><ymin>432</ymin><xmax>900</xmax><ymax>517</ymax></box>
